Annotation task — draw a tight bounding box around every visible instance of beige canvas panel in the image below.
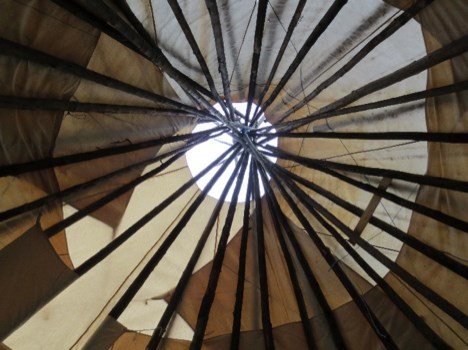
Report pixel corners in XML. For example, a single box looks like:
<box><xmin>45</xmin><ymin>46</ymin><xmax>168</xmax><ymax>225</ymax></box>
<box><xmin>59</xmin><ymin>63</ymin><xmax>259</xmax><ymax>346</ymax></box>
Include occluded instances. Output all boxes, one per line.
<box><xmin>0</xmin><ymin>224</ymin><xmax>77</xmax><ymax>340</ymax></box>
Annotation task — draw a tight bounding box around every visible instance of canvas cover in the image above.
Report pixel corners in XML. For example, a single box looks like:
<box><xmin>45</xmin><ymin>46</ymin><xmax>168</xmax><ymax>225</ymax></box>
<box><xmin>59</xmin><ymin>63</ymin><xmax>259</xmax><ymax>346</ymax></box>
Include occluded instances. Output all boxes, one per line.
<box><xmin>0</xmin><ymin>0</ymin><xmax>466</xmax><ymax>349</ymax></box>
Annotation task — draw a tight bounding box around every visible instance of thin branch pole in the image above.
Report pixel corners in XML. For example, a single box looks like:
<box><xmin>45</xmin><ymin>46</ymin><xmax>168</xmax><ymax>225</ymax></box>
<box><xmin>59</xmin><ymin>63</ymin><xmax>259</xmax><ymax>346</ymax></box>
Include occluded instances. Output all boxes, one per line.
<box><xmin>111</xmin><ymin>0</ymin><xmax>156</xmax><ymax>46</ymax></box>
<box><xmin>264</xmin><ymin>145</ymin><xmax>468</xmax><ymax>193</ymax></box>
<box><xmin>0</xmin><ymin>95</ymin><xmax>197</xmax><ymax>116</ymax></box>
<box><xmin>43</xmin><ymin>145</ymin><xmax>188</xmax><ymax>239</ymax></box>
<box><xmin>296</xmin><ymin>201</ymin><xmax>450</xmax><ymax>348</ymax></box>
<box><xmin>274</xmin><ymin>167</ymin><xmax>468</xmax><ymax>329</ymax></box>
<box><xmin>230</xmin><ymin>162</ymin><xmax>254</xmax><ymax>350</ymax></box>
<box><xmin>189</xmin><ymin>153</ymin><xmax>250</xmax><ymax>350</ymax></box>
<box><xmin>263</xmin><ymin>159</ymin><xmax>398</xmax><ymax>349</ymax></box>
<box><xmin>273</xmin><ymin>164</ymin><xmax>468</xmax><ymax>277</ymax></box>
<box><xmin>49</xmin><ymin>0</ymin><xmax>141</xmax><ymax>53</ymax></box>
<box><xmin>251</xmin><ymin>0</ymin><xmax>347</xmax><ymax>126</ymax></box>
<box><xmin>257</xmin><ymin>166</ymin><xmax>316</xmax><ymax>349</ymax></box>
<box><xmin>262</xmin><ymin>178</ymin><xmax>348</xmax><ymax>350</ymax></box>
<box><xmin>276</xmin><ymin>159</ymin><xmax>468</xmax><ymax>234</ymax></box>
<box><xmin>75</xmin><ymin>142</ymin><xmax>237</xmax><ymax>275</ymax></box>
<box><xmin>256</xmin><ymin>80</ymin><xmax>468</xmax><ymax>137</ymax></box>
<box><xmin>110</xmin><ymin>0</ymin><xmax>223</xmax><ymax>120</ymax></box>
<box><xmin>147</xmin><ymin>151</ymin><xmax>248</xmax><ymax>350</ymax></box>
<box><xmin>244</xmin><ymin>0</ymin><xmax>268</xmax><ymax>122</ymax></box>
<box><xmin>109</xmin><ymin>145</ymin><xmax>241</xmax><ymax>319</ymax></box>
<box><xmin>271</xmin><ymin>131</ymin><xmax>468</xmax><ymax>143</ymax></box>
<box><xmin>166</xmin><ymin>0</ymin><xmax>229</xmax><ymax>117</ymax></box>
<box><xmin>251</xmin><ymin>0</ymin><xmax>307</xmax><ymax>122</ymax></box>
<box><xmin>275</xmin><ymin>34</ymin><xmax>468</xmax><ymax>130</ymax></box>
<box><xmin>274</xmin><ymin>0</ymin><xmax>435</xmax><ymax>123</ymax></box>
<box><xmin>0</xmin><ymin>129</ymin><xmax>222</xmax><ymax>223</ymax></box>
<box><xmin>0</xmin><ymin>38</ymin><xmax>213</xmax><ymax>119</ymax></box>
<box><xmin>76</xmin><ymin>0</ymin><xmax>221</xmax><ymax>116</ymax></box>
<box><xmin>204</xmin><ymin>0</ymin><xmax>236</xmax><ymax>120</ymax></box>
<box><xmin>0</xmin><ymin>127</ymin><xmax>225</xmax><ymax>177</ymax></box>
<box><xmin>251</xmin><ymin>160</ymin><xmax>275</xmax><ymax>349</ymax></box>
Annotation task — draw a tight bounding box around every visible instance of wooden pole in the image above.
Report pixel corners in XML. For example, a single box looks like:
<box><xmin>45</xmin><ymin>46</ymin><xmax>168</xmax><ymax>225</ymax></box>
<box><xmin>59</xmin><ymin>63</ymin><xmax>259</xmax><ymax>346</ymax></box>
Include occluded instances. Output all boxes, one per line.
<box><xmin>265</xmin><ymin>160</ymin><xmax>398</xmax><ymax>349</ymax></box>
<box><xmin>258</xmin><ymin>166</ymin><xmax>316</xmax><ymax>349</ymax></box>
<box><xmin>252</xmin><ymin>0</ymin><xmax>347</xmax><ymax>126</ymax></box>
<box><xmin>204</xmin><ymin>0</ymin><xmax>236</xmax><ymax>120</ymax></box>
<box><xmin>166</xmin><ymin>0</ymin><xmax>230</xmax><ymax>117</ymax></box>
<box><xmin>252</xmin><ymin>161</ymin><xmax>275</xmax><ymax>349</ymax></box>
<box><xmin>230</xmin><ymin>162</ymin><xmax>254</xmax><ymax>350</ymax></box>
<box><xmin>189</xmin><ymin>153</ymin><xmax>249</xmax><ymax>349</ymax></box>
<box><xmin>273</xmin><ymin>166</ymin><xmax>468</xmax><ymax>329</ymax></box>
<box><xmin>251</xmin><ymin>0</ymin><xmax>307</xmax><ymax>122</ymax></box>
<box><xmin>0</xmin><ymin>38</ymin><xmax>211</xmax><ymax>119</ymax></box>
<box><xmin>75</xmin><ymin>143</ymin><xmax>238</xmax><ymax>275</ymax></box>
<box><xmin>274</xmin><ymin>0</ymin><xmax>435</xmax><ymax>123</ymax></box>
<box><xmin>0</xmin><ymin>129</ymin><xmax>219</xmax><ymax>223</ymax></box>
<box><xmin>147</xmin><ymin>152</ymin><xmax>247</xmax><ymax>350</ymax></box>
<box><xmin>109</xmin><ymin>145</ymin><xmax>241</xmax><ymax>319</ymax></box>
<box><xmin>0</xmin><ymin>127</ymin><xmax>225</xmax><ymax>177</ymax></box>
<box><xmin>244</xmin><ymin>0</ymin><xmax>268</xmax><ymax>122</ymax></box>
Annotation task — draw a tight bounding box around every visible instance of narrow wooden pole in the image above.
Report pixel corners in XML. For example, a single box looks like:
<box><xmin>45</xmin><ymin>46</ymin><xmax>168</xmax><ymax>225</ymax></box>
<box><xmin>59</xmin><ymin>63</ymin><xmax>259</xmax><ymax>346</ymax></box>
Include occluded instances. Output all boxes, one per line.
<box><xmin>308</xmin><ymin>205</ymin><xmax>449</xmax><ymax>348</ymax></box>
<box><xmin>256</xmin><ymin>80</ymin><xmax>468</xmax><ymax>137</ymax></box>
<box><xmin>273</xmin><ymin>167</ymin><xmax>468</xmax><ymax>329</ymax></box>
<box><xmin>264</xmin><ymin>145</ymin><xmax>468</xmax><ymax>193</ymax></box>
<box><xmin>204</xmin><ymin>0</ymin><xmax>236</xmax><ymax>120</ymax></box>
<box><xmin>166</xmin><ymin>0</ymin><xmax>229</xmax><ymax>117</ymax></box>
<box><xmin>44</xmin><ymin>146</ymin><xmax>186</xmax><ymax>239</ymax></box>
<box><xmin>271</xmin><ymin>131</ymin><xmax>468</xmax><ymax>144</ymax></box>
<box><xmin>277</xmin><ymin>34</ymin><xmax>468</xmax><ymax>129</ymax></box>
<box><xmin>111</xmin><ymin>0</ymin><xmax>156</xmax><ymax>46</ymax></box>
<box><xmin>0</xmin><ymin>38</ymin><xmax>213</xmax><ymax>119</ymax></box>
<box><xmin>230</xmin><ymin>163</ymin><xmax>254</xmax><ymax>350</ymax></box>
<box><xmin>244</xmin><ymin>0</ymin><xmax>269</xmax><ymax>122</ymax></box>
<box><xmin>263</xmin><ymin>178</ymin><xmax>348</xmax><ymax>350</ymax></box>
<box><xmin>251</xmin><ymin>0</ymin><xmax>307</xmax><ymax>122</ymax></box>
<box><xmin>274</xmin><ymin>158</ymin><xmax>468</xmax><ymax>234</ymax></box>
<box><xmin>0</xmin><ymin>127</ymin><xmax>225</xmax><ymax>177</ymax></box>
<box><xmin>265</xmin><ymin>161</ymin><xmax>398</xmax><ymax>349</ymax></box>
<box><xmin>274</xmin><ymin>0</ymin><xmax>435</xmax><ymax>123</ymax></box>
<box><xmin>0</xmin><ymin>95</ymin><xmax>196</xmax><ymax>116</ymax></box>
<box><xmin>189</xmin><ymin>153</ymin><xmax>249</xmax><ymax>349</ymax></box>
<box><xmin>147</xmin><ymin>152</ymin><xmax>247</xmax><ymax>350</ymax></box>
<box><xmin>252</xmin><ymin>161</ymin><xmax>275</xmax><ymax>349</ymax></box>
<box><xmin>76</xmin><ymin>0</ymin><xmax>221</xmax><ymax>115</ymax></box>
<box><xmin>0</xmin><ymin>129</ymin><xmax>220</xmax><ymax>223</ymax></box>
<box><xmin>252</xmin><ymin>0</ymin><xmax>347</xmax><ymax>126</ymax></box>
<box><xmin>75</xmin><ymin>143</ymin><xmax>237</xmax><ymax>275</ymax></box>
<box><xmin>258</xmin><ymin>166</ymin><xmax>316</xmax><ymax>349</ymax></box>
<box><xmin>109</xmin><ymin>145</ymin><xmax>241</xmax><ymax>319</ymax></box>
<box><xmin>49</xmin><ymin>0</ymin><xmax>141</xmax><ymax>53</ymax></box>
<box><xmin>274</xmin><ymin>164</ymin><xmax>467</xmax><ymax>277</ymax></box>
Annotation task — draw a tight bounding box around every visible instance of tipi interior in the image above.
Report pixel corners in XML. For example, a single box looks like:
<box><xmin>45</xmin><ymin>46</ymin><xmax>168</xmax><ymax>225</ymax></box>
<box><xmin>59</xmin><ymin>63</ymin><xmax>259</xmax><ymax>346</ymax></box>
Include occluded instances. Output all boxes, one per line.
<box><xmin>0</xmin><ymin>0</ymin><xmax>467</xmax><ymax>349</ymax></box>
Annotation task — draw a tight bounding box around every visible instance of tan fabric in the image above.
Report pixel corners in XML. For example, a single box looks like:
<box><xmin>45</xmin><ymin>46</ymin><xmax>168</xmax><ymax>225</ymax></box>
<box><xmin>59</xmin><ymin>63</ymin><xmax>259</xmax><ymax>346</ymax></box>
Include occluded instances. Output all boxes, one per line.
<box><xmin>0</xmin><ymin>0</ymin><xmax>467</xmax><ymax>349</ymax></box>
<box><xmin>0</xmin><ymin>224</ymin><xmax>77</xmax><ymax>340</ymax></box>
